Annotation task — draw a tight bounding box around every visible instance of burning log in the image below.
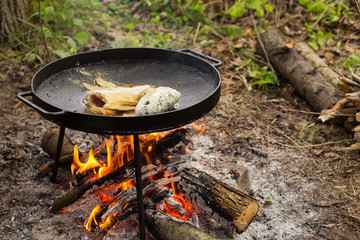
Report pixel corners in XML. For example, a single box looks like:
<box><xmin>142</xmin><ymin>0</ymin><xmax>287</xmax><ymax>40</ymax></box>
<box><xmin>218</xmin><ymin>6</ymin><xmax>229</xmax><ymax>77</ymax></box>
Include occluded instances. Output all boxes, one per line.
<box><xmin>178</xmin><ymin>167</ymin><xmax>259</xmax><ymax>233</ymax></box>
<box><xmin>145</xmin><ymin>209</ymin><xmax>218</xmax><ymax>240</ymax></box>
<box><xmin>49</xmin><ymin>160</ymin><xmax>135</xmax><ymax>213</ymax></box>
<box><xmin>102</xmin><ymin>176</ymin><xmax>181</xmax><ymax>219</ymax></box>
<box><xmin>50</xmin><ymin>128</ymin><xmax>190</xmax><ymax>213</ymax></box>
<box><xmin>256</xmin><ymin>30</ymin><xmax>342</xmax><ymax>112</ymax></box>
<box><xmin>94</xmin><ymin>189</ymin><xmax>175</xmax><ymax>240</ymax></box>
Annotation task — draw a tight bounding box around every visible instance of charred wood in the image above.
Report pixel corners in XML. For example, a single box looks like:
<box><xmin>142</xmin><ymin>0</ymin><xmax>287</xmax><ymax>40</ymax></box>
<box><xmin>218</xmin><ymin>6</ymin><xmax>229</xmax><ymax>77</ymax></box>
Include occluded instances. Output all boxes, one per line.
<box><xmin>39</xmin><ymin>154</ymin><xmax>73</xmax><ymax>176</ymax></box>
<box><xmin>95</xmin><ymin>189</ymin><xmax>174</xmax><ymax>240</ymax></box>
<box><xmin>49</xmin><ymin>160</ymin><xmax>135</xmax><ymax>213</ymax></box>
<box><xmin>102</xmin><ymin>176</ymin><xmax>181</xmax><ymax>219</ymax></box>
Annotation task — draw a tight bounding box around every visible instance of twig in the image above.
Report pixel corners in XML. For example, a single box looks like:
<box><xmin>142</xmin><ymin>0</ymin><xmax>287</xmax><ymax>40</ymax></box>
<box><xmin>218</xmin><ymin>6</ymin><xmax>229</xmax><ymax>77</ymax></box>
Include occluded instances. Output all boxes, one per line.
<box><xmin>207</xmin><ymin>26</ymin><xmax>225</xmax><ymax>40</ymax></box>
<box><xmin>239</xmin><ymin>51</ymin><xmax>269</xmax><ymax>66</ymax></box>
<box><xmin>353</xmin><ymin>0</ymin><xmax>360</xmax><ymax>17</ymax></box>
<box><xmin>268</xmin><ymin>125</ymin><xmax>299</xmax><ymax>146</ymax></box>
<box><xmin>38</xmin><ymin>0</ymin><xmax>52</xmax><ymax>61</ymax></box>
<box><xmin>224</xmin><ymin>71</ymin><xmax>237</xmax><ymax>91</ymax></box>
<box><xmin>283</xmin><ymin>108</ymin><xmax>354</xmax><ymax>117</ymax></box>
<box><xmin>250</xmin><ymin>12</ymin><xmax>278</xmax><ymax>81</ymax></box>
<box><xmin>193</xmin><ymin>22</ymin><xmax>202</xmax><ymax>46</ymax></box>
<box><xmin>267</xmin><ymin>137</ymin><xmax>355</xmax><ymax>149</ymax></box>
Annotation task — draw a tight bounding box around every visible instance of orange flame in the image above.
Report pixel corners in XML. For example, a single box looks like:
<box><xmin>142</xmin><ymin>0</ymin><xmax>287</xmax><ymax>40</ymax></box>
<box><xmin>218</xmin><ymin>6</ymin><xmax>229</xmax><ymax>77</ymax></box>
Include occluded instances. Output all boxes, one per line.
<box><xmin>85</xmin><ymin>205</ymin><xmax>101</xmax><ymax>231</ymax></box>
<box><xmin>99</xmin><ymin>215</ymin><xmax>113</xmax><ymax>229</ymax></box>
<box><xmin>71</xmin><ymin>146</ymin><xmax>102</xmax><ymax>175</ymax></box>
<box><xmin>116</xmin><ymin>180</ymin><xmax>135</xmax><ymax>191</ymax></box>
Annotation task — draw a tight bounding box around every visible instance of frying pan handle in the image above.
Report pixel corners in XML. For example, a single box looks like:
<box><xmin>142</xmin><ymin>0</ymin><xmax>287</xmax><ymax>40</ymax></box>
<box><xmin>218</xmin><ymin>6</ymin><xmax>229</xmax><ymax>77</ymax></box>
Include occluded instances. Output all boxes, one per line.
<box><xmin>179</xmin><ymin>49</ymin><xmax>222</xmax><ymax>67</ymax></box>
<box><xmin>17</xmin><ymin>91</ymin><xmax>66</xmax><ymax>116</ymax></box>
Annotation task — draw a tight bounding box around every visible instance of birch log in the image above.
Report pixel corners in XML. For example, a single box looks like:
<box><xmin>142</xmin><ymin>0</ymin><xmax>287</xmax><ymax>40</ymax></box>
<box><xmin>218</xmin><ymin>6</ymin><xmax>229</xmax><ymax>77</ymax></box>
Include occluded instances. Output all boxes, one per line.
<box><xmin>256</xmin><ymin>30</ymin><xmax>342</xmax><ymax>112</ymax></box>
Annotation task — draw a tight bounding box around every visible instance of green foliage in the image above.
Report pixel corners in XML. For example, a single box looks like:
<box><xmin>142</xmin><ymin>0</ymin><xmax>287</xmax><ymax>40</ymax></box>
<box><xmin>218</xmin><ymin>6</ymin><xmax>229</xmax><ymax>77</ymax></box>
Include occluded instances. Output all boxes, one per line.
<box><xmin>225</xmin><ymin>0</ymin><xmax>273</xmax><ymax>20</ymax></box>
<box><xmin>299</xmin><ymin>0</ymin><xmax>348</xmax><ymax>24</ymax></box>
<box><xmin>306</xmin><ymin>28</ymin><xmax>334</xmax><ymax>50</ymax></box>
<box><xmin>5</xmin><ymin>0</ymin><xmax>111</xmax><ymax>62</ymax></box>
<box><xmin>341</xmin><ymin>53</ymin><xmax>360</xmax><ymax>74</ymax></box>
<box><xmin>250</xmin><ymin>66</ymin><xmax>278</xmax><ymax>89</ymax></box>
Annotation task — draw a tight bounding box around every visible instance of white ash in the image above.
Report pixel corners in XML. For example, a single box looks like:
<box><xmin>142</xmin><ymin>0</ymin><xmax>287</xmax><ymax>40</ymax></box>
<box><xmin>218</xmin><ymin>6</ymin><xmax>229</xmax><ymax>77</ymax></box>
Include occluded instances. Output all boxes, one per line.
<box><xmin>184</xmin><ymin>134</ymin><xmax>319</xmax><ymax>239</ymax></box>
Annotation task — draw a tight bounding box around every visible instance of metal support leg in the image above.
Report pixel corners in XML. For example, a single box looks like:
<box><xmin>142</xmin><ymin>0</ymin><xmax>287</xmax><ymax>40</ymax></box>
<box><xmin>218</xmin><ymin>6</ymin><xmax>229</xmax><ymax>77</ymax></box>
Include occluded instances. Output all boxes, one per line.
<box><xmin>50</xmin><ymin>126</ymin><xmax>66</xmax><ymax>183</ymax></box>
<box><xmin>133</xmin><ymin>134</ymin><xmax>146</xmax><ymax>240</ymax></box>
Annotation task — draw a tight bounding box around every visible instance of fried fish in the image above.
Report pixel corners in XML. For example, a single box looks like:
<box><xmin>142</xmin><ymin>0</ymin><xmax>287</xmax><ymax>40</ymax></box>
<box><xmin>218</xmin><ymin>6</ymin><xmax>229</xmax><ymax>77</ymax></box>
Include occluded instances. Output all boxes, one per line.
<box><xmin>135</xmin><ymin>87</ymin><xmax>181</xmax><ymax>115</ymax></box>
<box><xmin>85</xmin><ymin>85</ymin><xmax>151</xmax><ymax>115</ymax></box>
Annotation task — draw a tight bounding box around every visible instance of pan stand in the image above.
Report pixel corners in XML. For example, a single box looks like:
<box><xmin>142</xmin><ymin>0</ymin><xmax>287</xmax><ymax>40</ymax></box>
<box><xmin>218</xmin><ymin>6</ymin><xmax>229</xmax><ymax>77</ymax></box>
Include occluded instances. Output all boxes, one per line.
<box><xmin>133</xmin><ymin>134</ymin><xmax>146</xmax><ymax>240</ymax></box>
<box><xmin>50</xmin><ymin>128</ymin><xmax>146</xmax><ymax>240</ymax></box>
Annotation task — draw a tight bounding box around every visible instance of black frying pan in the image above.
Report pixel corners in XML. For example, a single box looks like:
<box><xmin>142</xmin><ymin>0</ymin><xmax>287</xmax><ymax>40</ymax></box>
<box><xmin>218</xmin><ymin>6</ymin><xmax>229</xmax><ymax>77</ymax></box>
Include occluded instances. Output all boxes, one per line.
<box><xmin>18</xmin><ymin>48</ymin><xmax>222</xmax><ymax>135</ymax></box>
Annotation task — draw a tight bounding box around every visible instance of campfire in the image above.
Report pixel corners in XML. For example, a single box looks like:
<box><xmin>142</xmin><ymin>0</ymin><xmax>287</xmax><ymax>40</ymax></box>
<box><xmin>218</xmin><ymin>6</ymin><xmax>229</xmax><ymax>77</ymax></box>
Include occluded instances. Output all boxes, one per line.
<box><xmin>42</xmin><ymin>122</ymin><xmax>259</xmax><ymax>239</ymax></box>
<box><xmin>18</xmin><ymin>47</ymin><xmax>258</xmax><ymax>239</ymax></box>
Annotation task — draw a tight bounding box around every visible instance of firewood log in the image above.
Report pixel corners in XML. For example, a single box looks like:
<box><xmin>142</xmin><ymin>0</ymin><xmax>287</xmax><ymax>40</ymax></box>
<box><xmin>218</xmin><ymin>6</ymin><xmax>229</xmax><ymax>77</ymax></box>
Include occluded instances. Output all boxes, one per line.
<box><xmin>294</xmin><ymin>42</ymin><xmax>360</xmax><ymax>92</ymax></box>
<box><xmin>145</xmin><ymin>209</ymin><xmax>219</xmax><ymax>240</ymax></box>
<box><xmin>178</xmin><ymin>167</ymin><xmax>259</xmax><ymax>233</ymax></box>
<box><xmin>40</xmin><ymin>126</ymin><xmax>74</xmax><ymax>176</ymax></box>
<box><xmin>256</xmin><ymin>30</ymin><xmax>342</xmax><ymax>112</ymax></box>
<box><xmin>41</xmin><ymin>126</ymin><xmax>73</xmax><ymax>157</ymax></box>
<box><xmin>49</xmin><ymin>160</ymin><xmax>135</xmax><ymax>213</ymax></box>
<box><xmin>39</xmin><ymin>154</ymin><xmax>73</xmax><ymax>176</ymax></box>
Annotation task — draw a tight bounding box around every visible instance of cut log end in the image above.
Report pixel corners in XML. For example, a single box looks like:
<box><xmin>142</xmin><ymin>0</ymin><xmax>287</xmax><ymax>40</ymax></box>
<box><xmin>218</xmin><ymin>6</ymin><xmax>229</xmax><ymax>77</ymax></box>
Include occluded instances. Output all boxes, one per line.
<box><xmin>234</xmin><ymin>201</ymin><xmax>259</xmax><ymax>232</ymax></box>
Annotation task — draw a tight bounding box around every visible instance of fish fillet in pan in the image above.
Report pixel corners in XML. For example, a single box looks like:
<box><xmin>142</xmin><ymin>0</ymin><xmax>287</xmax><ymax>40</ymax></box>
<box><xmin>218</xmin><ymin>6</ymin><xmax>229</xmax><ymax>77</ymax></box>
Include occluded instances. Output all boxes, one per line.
<box><xmin>84</xmin><ymin>77</ymin><xmax>181</xmax><ymax>116</ymax></box>
<box><xmin>85</xmin><ymin>85</ymin><xmax>151</xmax><ymax>115</ymax></box>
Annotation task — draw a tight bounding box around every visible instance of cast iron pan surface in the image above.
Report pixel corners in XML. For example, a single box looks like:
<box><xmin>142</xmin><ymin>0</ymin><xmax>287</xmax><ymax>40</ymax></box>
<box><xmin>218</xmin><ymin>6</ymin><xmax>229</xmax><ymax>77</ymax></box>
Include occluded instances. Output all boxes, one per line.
<box><xmin>19</xmin><ymin>48</ymin><xmax>221</xmax><ymax>134</ymax></box>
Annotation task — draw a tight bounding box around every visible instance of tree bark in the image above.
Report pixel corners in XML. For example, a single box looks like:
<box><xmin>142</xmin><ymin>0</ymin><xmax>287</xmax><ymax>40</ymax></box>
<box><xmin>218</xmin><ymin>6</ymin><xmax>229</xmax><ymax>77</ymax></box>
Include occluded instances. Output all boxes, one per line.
<box><xmin>178</xmin><ymin>167</ymin><xmax>259</xmax><ymax>233</ymax></box>
<box><xmin>0</xmin><ymin>0</ymin><xmax>28</xmax><ymax>44</ymax></box>
<box><xmin>256</xmin><ymin>30</ymin><xmax>342</xmax><ymax>112</ymax></box>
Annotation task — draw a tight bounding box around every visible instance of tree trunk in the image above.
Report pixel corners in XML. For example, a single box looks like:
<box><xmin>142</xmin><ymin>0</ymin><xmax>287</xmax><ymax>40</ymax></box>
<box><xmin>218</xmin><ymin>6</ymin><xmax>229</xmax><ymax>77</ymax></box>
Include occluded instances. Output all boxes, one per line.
<box><xmin>0</xmin><ymin>0</ymin><xmax>28</xmax><ymax>44</ymax></box>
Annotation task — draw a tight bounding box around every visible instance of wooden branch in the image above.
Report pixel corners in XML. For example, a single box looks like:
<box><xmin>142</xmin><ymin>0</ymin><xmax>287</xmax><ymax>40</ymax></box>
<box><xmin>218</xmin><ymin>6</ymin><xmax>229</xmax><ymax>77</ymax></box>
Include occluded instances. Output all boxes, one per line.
<box><xmin>178</xmin><ymin>167</ymin><xmax>259</xmax><ymax>233</ymax></box>
<box><xmin>145</xmin><ymin>209</ymin><xmax>219</xmax><ymax>240</ymax></box>
<box><xmin>318</xmin><ymin>98</ymin><xmax>349</xmax><ymax>122</ymax></box>
<box><xmin>40</xmin><ymin>154</ymin><xmax>73</xmax><ymax>176</ymax></box>
<box><xmin>256</xmin><ymin>30</ymin><xmax>342</xmax><ymax>112</ymax></box>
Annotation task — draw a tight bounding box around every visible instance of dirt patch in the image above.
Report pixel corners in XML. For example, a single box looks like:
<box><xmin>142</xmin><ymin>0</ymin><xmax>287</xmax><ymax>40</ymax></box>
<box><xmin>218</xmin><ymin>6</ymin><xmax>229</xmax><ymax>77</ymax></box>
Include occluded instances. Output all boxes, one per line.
<box><xmin>0</xmin><ymin>60</ymin><xmax>359</xmax><ymax>240</ymax></box>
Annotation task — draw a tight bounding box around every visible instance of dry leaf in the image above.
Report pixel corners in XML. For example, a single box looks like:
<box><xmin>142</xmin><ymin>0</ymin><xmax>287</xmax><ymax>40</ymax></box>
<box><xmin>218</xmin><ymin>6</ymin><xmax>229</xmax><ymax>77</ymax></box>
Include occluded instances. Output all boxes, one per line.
<box><xmin>243</xmin><ymin>28</ymin><xmax>252</xmax><ymax>36</ymax></box>
<box><xmin>247</xmin><ymin>38</ymin><xmax>256</xmax><ymax>51</ymax></box>
<box><xmin>283</xmin><ymin>41</ymin><xmax>294</xmax><ymax>49</ymax></box>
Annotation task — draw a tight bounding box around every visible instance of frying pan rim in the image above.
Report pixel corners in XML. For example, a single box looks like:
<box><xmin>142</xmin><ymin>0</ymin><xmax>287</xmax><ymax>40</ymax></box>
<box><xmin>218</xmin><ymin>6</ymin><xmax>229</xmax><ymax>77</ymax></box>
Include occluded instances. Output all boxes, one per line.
<box><xmin>30</xmin><ymin>47</ymin><xmax>221</xmax><ymax>118</ymax></box>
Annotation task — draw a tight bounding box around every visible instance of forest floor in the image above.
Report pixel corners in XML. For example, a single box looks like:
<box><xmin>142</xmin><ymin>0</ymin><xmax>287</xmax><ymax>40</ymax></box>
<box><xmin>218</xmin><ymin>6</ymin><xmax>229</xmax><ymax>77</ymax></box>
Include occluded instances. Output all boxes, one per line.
<box><xmin>0</xmin><ymin>1</ymin><xmax>359</xmax><ymax>239</ymax></box>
